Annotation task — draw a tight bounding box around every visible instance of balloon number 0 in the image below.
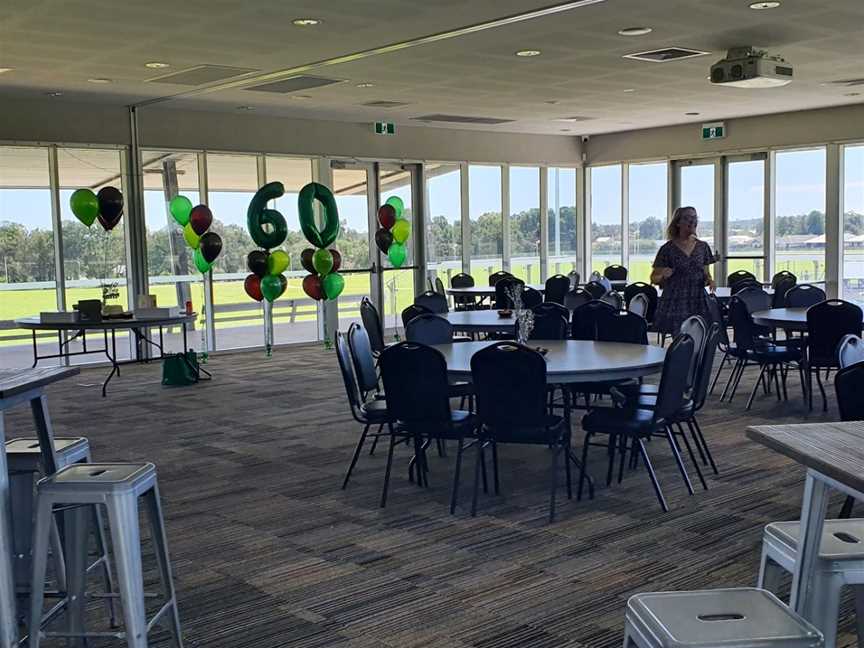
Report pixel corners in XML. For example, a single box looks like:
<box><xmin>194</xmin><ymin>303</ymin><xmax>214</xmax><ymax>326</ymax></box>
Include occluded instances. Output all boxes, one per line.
<box><xmin>298</xmin><ymin>182</ymin><xmax>340</xmax><ymax>248</ymax></box>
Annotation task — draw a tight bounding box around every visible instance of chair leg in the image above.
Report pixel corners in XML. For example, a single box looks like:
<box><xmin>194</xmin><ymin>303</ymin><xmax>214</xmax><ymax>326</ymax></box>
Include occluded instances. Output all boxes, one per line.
<box><xmin>815</xmin><ymin>368</ymin><xmax>828</xmax><ymax>412</ymax></box>
<box><xmin>676</xmin><ymin>423</ymin><xmax>707</xmax><ymax>491</ymax></box>
<box><xmin>471</xmin><ymin>441</ymin><xmax>485</xmax><ymax>516</ymax></box>
<box><xmin>618</xmin><ymin>435</ymin><xmax>629</xmax><ymax>484</ymax></box>
<box><xmin>839</xmin><ymin>495</ymin><xmax>855</xmax><ymax>519</ymax></box>
<box><xmin>368</xmin><ymin>434</ymin><xmax>379</xmax><ymax>456</ymax></box>
<box><xmin>638</xmin><ymin>438</ymin><xmax>668</xmax><ymax>512</ymax></box>
<box><xmin>690</xmin><ymin>418</ymin><xmax>718</xmax><ymax>475</ymax></box>
<box><xmin>686</xmin><ymin>418</ymin><xmax>708</xmax><ymax>466</ymax></box>
<box><xmin>720</xmin><ymin>358</ymin><xmax>740</xmax><ymax>401</ymax></box>
<box><xmin>379</xmin><ymin>430</ymin><xmax>397</xmax><ymax>508</ymax></box>
<box><xmin>746</xmin><ymin>364</ymin><xmax>768</xmax><ymax>410</ymax></box>
<box><xmin>342</xmin><ymin>424</ymin><xmax>371</xmax><ymax>489</ymax></box>
<box><xmin>564</xmin><ymin>438</ymin><xmax>573</xmax><ymax>500</ymax></box>
<box><xmin>664</xmin><ymin>427</ymin><xmax>694</xmax><ymax>495</ymax></box>
<box><xmin>450</xmin><ymin>438</ymin><xmax>465</xmax><ymax>514</ymax></box>
<box><xmin>577</xmin><ymin>433</ymin><xmax>591</xmax><ymax>501</ymax></box>
<box><xmin>491</xmin><ymin>440</ymin><xmax>500</xmax><ymax>495</ymax></box>
<box><xmin>728</xmin><ymin>359</ymin><xmax>747</xmax><ymax>402</ymax></box>
<box><xmin>807</xmin><ymin>364</ymin><xmax>814</xmax><ymax>411</ymax></box>
<box><xmin>709</xmin><ymin>349</ymin><xmax>729</xmax><ymax>395</ymax></box>
<box><xmin>548</xmin><ymin>446</ymin><xmax>561</xmax><ymax>523</ymax></box>
<box><xmin>606</xmin><ymin>435</ymin><xmax>617</xmax><ymax>486</ymax></box>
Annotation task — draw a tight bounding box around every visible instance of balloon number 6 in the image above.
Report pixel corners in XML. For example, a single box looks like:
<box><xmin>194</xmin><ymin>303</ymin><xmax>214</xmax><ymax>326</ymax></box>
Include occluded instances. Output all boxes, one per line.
<box><xmin>247</xmin><ymin>181</ymin><xmax>289</xmax><ymax>250</ymax></box>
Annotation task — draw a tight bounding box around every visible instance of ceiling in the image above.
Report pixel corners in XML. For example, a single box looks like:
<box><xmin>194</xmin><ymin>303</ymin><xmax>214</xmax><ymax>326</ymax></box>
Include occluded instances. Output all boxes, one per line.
<box><xmin>1</xmin><ymin>0</ymin><xmax>863</xmax><ymax>135</ymax></box>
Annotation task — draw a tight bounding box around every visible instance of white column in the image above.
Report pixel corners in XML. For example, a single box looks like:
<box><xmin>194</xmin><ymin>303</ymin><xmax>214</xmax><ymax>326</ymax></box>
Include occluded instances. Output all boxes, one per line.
<box><xmin>539</xmin><ymin>167</ymin><xmax>549</xmax><ymax>282</ymax></box>
<box><xmin>502</xmin><ymin>164</ymin><xmax>510</xmax><ymax>272</ymax></box>
<box><xmin>577</xmin><ymin>166</ymin><xmax>588</xmax><ymax>280</ymax></box>
<box><xmin>621</xmin><ymin>162</ymin><xmax>630</xmax><ymax>270</ymax></box>
<box><xmin>826</xmin><ymin>143</ymin><xmax>842</xmax><ymax>299</ymax></box>
<box><xmin>460</xmin><ymin>162</ymin><xmax>470</xmax><ymax>275</ymax></box>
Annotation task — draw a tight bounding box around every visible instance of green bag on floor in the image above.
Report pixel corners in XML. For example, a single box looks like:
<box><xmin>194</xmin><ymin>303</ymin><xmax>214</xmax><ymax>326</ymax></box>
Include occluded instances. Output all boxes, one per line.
<box><xmin>162</xmin><ymin>351</ymin><xmax>199</xmax><ymax>386</ymax></box>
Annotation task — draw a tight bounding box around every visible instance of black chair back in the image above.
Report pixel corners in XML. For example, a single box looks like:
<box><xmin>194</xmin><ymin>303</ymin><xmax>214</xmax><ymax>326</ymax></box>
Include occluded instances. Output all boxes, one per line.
<box><xmin>563</xmin><ymin>287</ymin><xmax>591</xmax><ymax>311</ymax></box>
<box><xmin>544</xmin><ymin>274</ymin><xmax>570</xmax><ymax>305</ymax></box>
<box><xmin>401</xmin><ymin>304</ymin><xmax>432</xmax><ymax>329</ymax></box>
<box><xmin>335</xmin><ymin>331</ymin><xmax>364</xmax><ymax>420</ymax></box>
<box><xmin>494</xmin><ymin>277</ymin><xmax>526</xmax><ymax>310</ymax></box>
<box><xmin>807</xmin><ymin>300</ymin><xmax>864</xmax><ymax>367</ymax></box>
<box><xmin>728</xmin><ymin>297</ymin><xmax>761</xmax><ymax>353</ymax></box>
<box><xmin>451</xmin><ymin>272</ymin><xmax>474</xmax><ymax>288</ymax></box>
<box><xmin>735</xmin><ymin>286</ymin><xmax>771</xmax><ymax>314</ymax></box>
<box><xmin>600</xmin><ymin>291</ymin><xmax>623</xmax><ymax>310</ymax></box>
<box><xmin>360</xmin><ymin>297</ymin><xmax>385</xmax><ymax>355</ymax></box>
<box><xmin>596</xmin><ymin>310</ymin><xmax>648</xmax><ymax>345</ymax></box>
<box><xmin>434</xmin><ymin>276</ymin><xmax>446</xmax><ymax>296</ymax></box>
<box><xmin>347</xmin><ymin>322</ymin><xmax>380</xmax><ymax>397</ymax></box>
<box><xmin>653</xmin><ymin>333</ymin><xmax>695</xmax><ymax>423</ymax></box>
<box><xmin>471</xmin><ymin>342</ymin><xmax>547</xmax><ymax>431</ymax></box>
<box><xmin>405</xmin><ymin>313</ymin><xmax>454</xmax><ymax>345</ymax></box>
<box><xmin>530</xmin><ymin>312</ymin><xmax>568</xmax><ymax>340</ymax></box>
<box><xmin>705</xmin><ymin>292</ymin><xmax>729</xmax><ymax>347</ymax></box>
<box><xmin>771</xmin><ymin>270</ymin><xmax>797</xmax><ymax>289</ymax></box>
<box><xmin>533</xmin><ymin>302</ymin><xmax>568</xmax><ymax>319</ymax></box>
<box><xmin>836</xmin><ymin>363</ymin><xmax>864</xmax><ymax>421</ymax></box>
<box><xmin>680</xmin><ymin>315</ymin><xmax>708</xmax><ymax>389</ymax></box>
<box><xmin>728</xmin><ymin>269</ymin><xmax>757</xmax><ymax>292</ymax></box>
<box><xmin>838</xmin><ymin>334</ymin><xmax>864</xmax><ymax>369</ymax></box>
<box><xmin>628</xmin><ymin>293</ymin><xmax>649</xmax><ymax>318</ymax></box>
<box><xmin>488</xmin><ymin>270</ymin><xmax>514</xmax><ymax>286</ymax></box>
<box><xmin>785</xmin><ymin>283</ymin><xmax>827</xmax><ymax>308</ymax></box>
<box><xmin>692</xmin><ymin>323</ymin><xmax>721</xmax><ymax>411</ymax></box>
<box><xmin>570</xmin><ymin>300</ymin><xmax>616</xmax><ymax>341</ymax></box>
<box><xmin>771</xmin><ymin>277</ymin><xmax>797</xmax><ymax>309</ymax></box>
<box><xmin>731</xmin><ymin>279</ymin><xmax>760</xmax><ymax>294</ymax></box>
<box><xmin>567</xmin><ymin>270</ymin><xmax>581</xmax><ymax>288</ymax></box>
<box><xmin>522</xmin><ymin>287</ymin><xmax>543</xmax><ymax>310</ymax></box>
<box><xmin>415</xmin><ymin>290</ymin><xmax>448</xmax><ymax>314</ymax></box>
<box><xmin>380</xmin><ymin>342</ymin><xmax>452</xmax><ymax>429</ymax></box>
<box><xmin>623</xmin><ymin>282</ymin><xmax>658</xmax><ymax>323</ymax></box>
<box><xmin>603</xmin><ymin>264</ymin><xmax>628</xmax><ymax>281</ymax></box>
<box><xmin>583</xmin><ymin>280</ymin><xmax>607</xmax><ymax>300</ymax></box>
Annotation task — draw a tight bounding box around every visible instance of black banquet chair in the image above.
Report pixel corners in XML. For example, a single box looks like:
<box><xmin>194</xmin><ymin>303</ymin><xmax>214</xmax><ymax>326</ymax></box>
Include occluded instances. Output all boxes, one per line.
<box><xmin>804</xmin><ymin>299</ymin><xmax>863</xmax><ymax>411</ymax></box>
<box><xmin>468</xmin><ymin>342</ymin><xmax>573</xmax><ymax>521</ymax></box>
<box><xmin>544</xmin><ymin>274</ymin><xmax>570</xmax><ymax>305</ymax></box>
<box><xmin>570</xmin><ymin>300</ymin><xmax>617</xmax><ymax>341</ymax></box>
<box><xmin>595</xmin><ymin>310</ymin><xmax>648</xmax><ymax>345</ymax></box>
<box><xmin>583</xmin><ymin>280</ymin><xmax>608</xmax><ymax>300</ymax></box>
<box><xmin>727</xmin><ymin>269</ymin><xmax>757</xmax><ymax>293</ymax></box>
<box><xmin>564</xmin><ymin>287</ymin><xmax>592</xmax><ymax>311</ymax></box>
<box><xmin>522</xmin><ymin>286</ymin><xmax>544</xmax><ymax>310</ymax></box>
<box><xmin>628</xmin><ymin>293</ymin><xmax>649</xmax><ymax>318</ymax></box>
<box><xmin>580</xmin><ymin>333</ymin><xmax>696</xmax><ymax>512</ymax></box>
<box><xmin>771</xmin><ymin>270</ymin><xmax>797</xmax><ymax>289</ymax></box>
<box><xmin>405</xmin><ymin>313</ymin><xmax>454</xmax><ymax>345</ymax></box>
<box><xmin>360</xmin><ymin>296</ymin><xmax>386</xmax><ymax>358</ymax></box>
<box><xmin>488</xmin><ymin>270</ymin><xmax>513</xmax><ymax>286</ymax></box>
<box><xmin>839</xmin><ymin>334</ymin><xmax>864</xmax><ymax>369</ymax></box>
<box><xmin>835</xmin><ymin>361</ymin><xmax>864</xmax><ymax>518</ymax></box>
<box><xmin>451</xmin><ymin>272</ymin><xmax>478</xmax><ymax>311</ymax></box>
<box><xmin>415</xmin><ymin>290</ymin><xmax>448</xmax><ymax>314</ymax></box>
<box><xmin>378</xmin><ymin>342</ymin><xmax>475</xmax><ymax>510</ymax></box>
<box><xmin>530</xmin><ymin>311</ymin><xmax>568</xmax><ymax>340</ymax></box>
<box><xmin>347</xmin><ymin>322</ymin><xmax>383</xmax><ymax>400</ymax></box>
<box><xmin>623</xmin><ymin>282</ymin><xmax>658</xmax><ymax>324</ymax></box>
<box><xmin>401</xmin><ymin>303</ymin><xmax>431</xmax><ymax>329</ymax></box>
<box><xmin>494</xmin><ymin>277</ymin><xmax>526</xmax><ymax>310</ymax></box>
<box><xmin>785</xmin><ymin>283</ymin><xmax>827</xmax><ymax>308</ymax></box>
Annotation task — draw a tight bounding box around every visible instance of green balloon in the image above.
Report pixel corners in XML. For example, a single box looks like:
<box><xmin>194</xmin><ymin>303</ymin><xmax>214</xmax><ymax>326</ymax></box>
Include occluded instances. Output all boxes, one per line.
<box><xmin>391</xmin><ymin>219</ymin><xmax>411</xmax><ymax>244</ymax></box>
<box><xmin>169</xmin><ymin>195</ymin><xmax>193</xmax><ymax>227</ymax></box>
<box><xmin>70</xmin><ymin>189</ymin><xmax>99</xmax><ymax>227</ymax></box>
<box><xmin>323</xmin><ymin>272</ymin><xmax>345</xmax><ymax>300</ymax></box>
<box><xmin>385</xmin><ymin>196</ymin><xmax>404</xmax><ymax>219</ymax></box>
<box><xmin>247</xmin><ymin>182</ymin><xmax>288</xmax><ymax>250</ymax></box>
<box><xmin>261</xmin><ymin>274</ymin><xmax>283</xmax><ymax>302</ymax></box>
<box><xmin>312</xmin><ymin>248</ymin><xmax>334</xmax><ymax>275</ymax></box>
<box><xmin>388</xmin><ymin>242</ymin><xmax>407</xmax><ymax>268</ymax></box>
<box><xmin>298</xmin><ymin>182</ymin><xmax>340</xmax><ymax>248</ymax></box>
<box><xmin>193</xmin><ymin>248</ymin><xmax>211</xmax><ymax>273</ymax></box>
<box><xmin>183</xmin><ymin>223</ymin><xmax>200</xmax><ymax>249</ymax></box>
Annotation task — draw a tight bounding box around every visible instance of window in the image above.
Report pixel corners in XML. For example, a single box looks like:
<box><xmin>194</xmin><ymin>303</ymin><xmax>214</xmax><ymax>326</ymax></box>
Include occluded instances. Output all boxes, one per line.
<box><xmin>379</xmin><ymin>164</ymin><xmax>414</xmax><ymax>327</ymax></box>
<box><xmin>547</xmin><ymin>168</ymin><xmax>577</xmax><ymax>278</ymax></box>
<box><xmin>628</xmin><ymin>162</ymin><xmax>667</xmax><ymax>283</ymax></box>
<box><xmin>468</xmin><ymin>164</ymin><xmax>502</xmax><ymax>285</ymax></box>
<box><xmin>774</xmin><ymin>148</ymin><xmax>826</xmax><ymax>282</ymax></box>
<box><xmin>426</xmin><ymin>163</ymin><xmax>462</xmax><ymax>285</ymax></box>
<box><xmin>843</xmin><ymin>145</ymin><xmax>864</xmax><ymax>302</ymax></box>
<box><xmin>726</xmin><ymin>159</ymin><xmax>765</xmax><ymax>281</ymax></box>
<box><xmin>332</xmin><ymin>165</ymin><xmax>373</xmax><ymax>332</ymax></box>
<box><xmin>589</xmin><ymin>164</ymin><xmax>622</xmax><ymax>275</ymax></box>
<box><xmin>0</xmin><ymin>146</ymin><xmax>55</xmax><ymax>368</ymax></box>
<box><xmin>509</xmin><ymin>166</ymin><xmax>541</xmax><ymax>283</ymax></box>
<box><xmin>678</xmin><ymin>163</ymin><xmax>715</xmax><ymax>251</ymax></box>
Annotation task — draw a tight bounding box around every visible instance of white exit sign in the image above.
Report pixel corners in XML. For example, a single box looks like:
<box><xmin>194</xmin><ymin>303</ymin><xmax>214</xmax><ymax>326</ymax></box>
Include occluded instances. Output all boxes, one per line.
<box><xmin>374</xmin><ymin>121</ymin><xmax>395</xmax><ymax>135</ymax></box>
<box><xmin>701</xmin><ymin>121</ymin><xmax>726</xmax><ymax>140</ymax></box>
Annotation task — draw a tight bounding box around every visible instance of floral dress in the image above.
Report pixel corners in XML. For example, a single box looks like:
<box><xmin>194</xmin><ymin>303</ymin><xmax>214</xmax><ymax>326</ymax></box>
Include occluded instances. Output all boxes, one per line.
<box><xmin>652</xmin><ymin>239</ymin><xmax>713</xmax><ymax>334</ymax></box>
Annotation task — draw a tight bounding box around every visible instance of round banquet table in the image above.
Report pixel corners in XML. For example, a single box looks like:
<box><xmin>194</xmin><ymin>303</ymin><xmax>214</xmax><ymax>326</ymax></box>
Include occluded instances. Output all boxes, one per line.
<box><xmin>444</xmin><ymin>310</ymin><xmax>518</xmax><ymax>334</ymax></box>
<box><xmin>445</xmin><ymin>283</ymin><xmax>545</xmax><ymax>298</ymax></box>
<box><xmin>433</xmin><ymin>339</ymin><xmax>666</xmax><ymax>384</ymax></box>
<box><xmin>751</xmin><ymin>307</ymin><xmax>864</xmax><ymax>333</ymax></box>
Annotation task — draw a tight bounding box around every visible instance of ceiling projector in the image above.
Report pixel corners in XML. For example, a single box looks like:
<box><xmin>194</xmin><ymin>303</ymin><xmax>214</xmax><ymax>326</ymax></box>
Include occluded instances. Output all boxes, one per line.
<box><xmin>710</xmin><ymin>47</ymin><xmax>793</xmax><ymax>88</ymax></box>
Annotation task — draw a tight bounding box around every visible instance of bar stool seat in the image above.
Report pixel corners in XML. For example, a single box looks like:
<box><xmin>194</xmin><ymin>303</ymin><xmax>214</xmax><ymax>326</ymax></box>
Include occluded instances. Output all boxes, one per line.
<box><xmin>623</xmin><ymin>588</ymin><xmax>822</xmax><ymax>648</ymax></box>
<box><xmin>7</xmin><ymin>437</ymin><xmax>91</xmax><ymax>472</ymax></box>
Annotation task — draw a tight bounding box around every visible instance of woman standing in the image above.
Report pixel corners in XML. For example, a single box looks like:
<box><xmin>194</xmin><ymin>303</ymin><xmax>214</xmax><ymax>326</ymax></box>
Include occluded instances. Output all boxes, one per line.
<box><xmin>650</xmin><ymin>206</ymin><xmax>716</xmax><ymax>335</ymax></box>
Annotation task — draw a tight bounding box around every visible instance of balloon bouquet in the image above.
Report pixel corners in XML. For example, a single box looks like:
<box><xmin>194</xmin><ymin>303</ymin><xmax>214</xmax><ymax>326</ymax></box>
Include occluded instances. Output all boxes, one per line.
<box><xmin>374</xmin><ymin>196</ymin><xmax>410</xmax><ymax>267</ymax></box>
<box><xmin>168</xmin><ymin>196</ymin><xmax>224</xmax><ymax>273</ymax></box>
<box><xmin>70</xmin><ymin>186</ymin><xmax>125</xmax><ymax>305</ymax></box>
<box><xmin>298</xmin><ymin>182</ymin><xmax>344</xmax><ymax>303</ymax></box>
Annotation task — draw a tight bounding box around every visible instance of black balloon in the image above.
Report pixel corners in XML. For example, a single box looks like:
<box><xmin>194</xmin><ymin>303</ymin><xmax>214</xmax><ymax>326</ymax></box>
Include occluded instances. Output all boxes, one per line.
<box><xmin>375</xmin><ymin>228</ymin><xmax>393</xmax><ymax>253</ymax></box>
<box><xmin>278</xmin><ymin>273</ymin><xmax>288</xmax><ymax>296</ymax></box>
<box><xmin>199</xmin><ymin>232</ymin><xmax>223</xmax><ymax>263</ymax></box>
<box><xmin>247</xmin><ymin>250</ymin><xmax>269</xmax><ymax>277</ymax></box>
<box><xmin>97</xmin><ymin>186</ymin><xmax>123</xmax><ymax>218</ymax></box>
<box><xmin>300</xmin><ymin>248</ymin><xmax>316</xmax><ymax>274</ymax></box>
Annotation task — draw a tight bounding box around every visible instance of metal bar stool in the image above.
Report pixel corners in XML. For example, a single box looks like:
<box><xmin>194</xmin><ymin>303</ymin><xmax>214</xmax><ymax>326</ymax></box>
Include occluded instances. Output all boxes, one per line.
<box><xmin>28</xmin><ymin>463</ymin><xmax>183</xmax><ymax>648</ymax></box>
<box><xmin>6</xmin><ymin>437</ymin><xmax>116</xmax><ymax>630</ymax></box>
<box><xmin>623</xmin><ymin>588</ymin><xmax>822</xmax><ymax>647</ymax></box>
<box><xmin>758</xmin><ymin>519</ymin><xmax>864</xmax><ymax>648</ymax></box>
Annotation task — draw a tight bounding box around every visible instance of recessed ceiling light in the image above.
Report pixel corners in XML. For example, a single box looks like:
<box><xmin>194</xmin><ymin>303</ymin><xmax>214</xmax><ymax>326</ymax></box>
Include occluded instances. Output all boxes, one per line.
<box><xmin>544</xmin><ymin>100</ymin><xmax>560</xmax><ymax>104</ymax></box>
<box><xmin>145</xmin><ymin>62</ymin><xmax>170</xmax><ymax>69</ymax></box>
<box><xmin>846</xmin><ymin>92</ymin><xmax>861</xmax><ymax>97</ymax></box>
<box><xmin>685</xmin><ymin>111</ymin><xmax>700</xmax><ymax>115</ymax></box>
<box><xmin>292</xmin><ymin>18</ymin><xmax>321</xmax><ymax>26</ymax></box>
<box><xmin>618</xmin><ymin>27</ymin><xmax>653</xmax><ymax>36</ymax></box>
<box><xmin>237</xmin><ymin>105</ymin><xmax>255</xmax><ymax>111</ymax></box>
<box><xmin>560</xmin><ymin>128</ymin><xmax>572</xmax><ymax>132</ymax></box>
<box><xmin>749</xmin><ymin>1</ymin><xmax>781</xmax><ymax>9</ymax></box>
<box><xmin>515</xmin><ymin>49</ymin><xmax>541</xmax><ymax>57</ymax></box>
<box><xmin>87</xmin><ymin>78</ymin><xmax>112</xmax><ymax>84</ymax></box>
<box><xmin>356</xmin><ymin>82</ymin><xmax>375</xmax><ymax>88</ymax></box>
<box><xmin>46</xmin><ymin>91</ymin><xmax>63</xmax><ymax>97</ymax></box>
<box><xmin>289</xmin><ymin>94</ymin><xmax>312</xmax><ymax>100</ymax></box>
<box><xmin>623</xmin><ymin>88</ymin><xmax>636</xmax><ymax>93</ymax></box>
<box><xmin>0</xmin><ymin>67</ymin><xmax>14</xmax><ymax>74</ymax></box>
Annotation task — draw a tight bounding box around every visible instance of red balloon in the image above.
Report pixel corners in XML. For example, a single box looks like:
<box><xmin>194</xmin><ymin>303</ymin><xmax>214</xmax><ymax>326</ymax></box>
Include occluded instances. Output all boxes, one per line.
<box><xmin>244</xmin><ymin>274</ymin><xmax>263</xmax><ymax>302</ymax></box>
<box><xmin>330</xmin><ymin>249</ymin><xmax>342</xmax><ymax>273</ymax></box>
<box><xmin>302</xmin><ymin>274</ymin><xmax>324</xmax><ymax>301</ymax></box>
<box><xmin>189</xmin><ymin>204</ymin><xmax>213</xmax><ymax>235</ymax></box>
<box><xmin>377</xmin><ymin>204</ymin><xmax>396</xmax><ymax>230</ymax></box>
<box><xmin>300</xmin><ymin>248</ymin><xmax>316</xmax><ymax>274</ymax></box>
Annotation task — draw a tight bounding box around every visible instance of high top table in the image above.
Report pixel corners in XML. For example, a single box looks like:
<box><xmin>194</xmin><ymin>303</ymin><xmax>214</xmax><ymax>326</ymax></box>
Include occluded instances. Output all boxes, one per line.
<box><xmin>0</xmin><ymin>367</ymin><xmax>78</xmax><ymax>648</ymax></box>
<box><xmin>747</xmin><ymin>421</ymin><xmax>864</xmax><ymax>627</ymax></box>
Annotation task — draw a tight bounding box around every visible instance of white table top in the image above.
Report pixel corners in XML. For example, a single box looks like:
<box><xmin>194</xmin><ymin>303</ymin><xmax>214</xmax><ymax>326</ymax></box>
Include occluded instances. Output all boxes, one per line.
<box><xmin>15</xmin><ymin>313</ymin><xmax>196</xmax><ymax>330</ymax></box>
<box><xmin>433</xmin><ymin>339</ymin><xmax>666</xmax><ymax>384</ymax></box>
<box><xmin>446</xmin><ymin>283</ymin><xmax>546</xmax><ymax>297</ymax></box>
<box><xmin>444</xmin><ymin>310</ymin><xmax>518</xmax><ymax>332</ymax></box>
<box><xmin>752</xmin><ymin>307</ymin><xmax>864</xmax><ymax>332</ymax></box>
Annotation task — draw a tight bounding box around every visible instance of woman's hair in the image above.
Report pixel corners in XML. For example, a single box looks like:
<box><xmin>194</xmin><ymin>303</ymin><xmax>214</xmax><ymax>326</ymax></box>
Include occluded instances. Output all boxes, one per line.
<box><xmin>667</xmin><ymin>206</ymin><xmax>697</xmax><ymax>239</ymax></box>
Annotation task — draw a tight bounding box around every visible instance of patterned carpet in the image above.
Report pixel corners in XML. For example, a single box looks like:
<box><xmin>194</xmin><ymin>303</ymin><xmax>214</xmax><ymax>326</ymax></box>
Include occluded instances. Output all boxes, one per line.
<box><xmin>6</xmin><ymin>343</ymin><xmax>858</xmax><ymax>647</ymax></box>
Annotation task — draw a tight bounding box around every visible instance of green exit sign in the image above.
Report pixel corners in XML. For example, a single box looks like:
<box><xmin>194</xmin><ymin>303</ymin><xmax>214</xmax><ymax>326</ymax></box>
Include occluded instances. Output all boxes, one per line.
<box><xmin>701</xmin><ymin>122</ymin><xmax>726</xmax><ymax>140</ymax></box>
<box><xmin>374</xmin><ymin>121</ymin><xmax>395</xmax><ymax>135</ymax></box>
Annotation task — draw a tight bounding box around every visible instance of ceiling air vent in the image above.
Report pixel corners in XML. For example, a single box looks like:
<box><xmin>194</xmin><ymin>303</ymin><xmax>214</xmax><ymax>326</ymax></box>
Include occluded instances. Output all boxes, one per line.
<box><xmin>555</xmin><ymin>116</ymin><xmax>595</xmax><ymax>122</ymax></box>
<box><xmin>245</xmin><ymin>76</ymin><xmax>343</xmax><ymax>93</ymax></box>
<box><xmin>362</xmin><ymin>101</ymin><xmax>411</xmax><ymax>108</ymax></box>
<box><xmin>623</xmin><ymin>47</ymin><xmax>711</xmax><ymax>63</ymax></box>
<box><xmin>146</xmin><ymin>65</ymin><xmax>257</xmax><ymax>85</ymax></box>
<box><xmin>826</xmin><ymin>78</ymin><xmax>864</xmax><ymax>87</ymax></box>
<box><xmin>411</xmin><ymin>114</ymin><xmax>514</xmax><ymax>125</ymax></box>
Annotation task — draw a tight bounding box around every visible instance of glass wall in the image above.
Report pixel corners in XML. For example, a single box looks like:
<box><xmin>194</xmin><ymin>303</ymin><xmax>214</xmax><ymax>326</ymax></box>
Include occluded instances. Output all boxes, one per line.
<box><xmin>546</xmin><ymin>167</ymin><xmax>577</xmax><ymax>278</ymax></box>
<box><xmin>774</xmin><ymin>148</ymin><xmax>826</xmax><ymax>282</ymax></box>
<box><xmin>678</xmin><ymin>163</ymin><xmax>715</xmax><ymax>253</ymax></box>
<box><xmin>468</xmin><ymin>164</ymin><xmax>502</xmax><ymax>285</ymax></box>
<box><xmin>842</xmin><ymin>144</ymin><xmax>864</xmax><ymax>303</ymax></box>
<box><xmin>628</xmin><ymin>162</ymin><xmax>667</xmax><ymax>283</ymax></box>
<box><xmin>332</xmin><ymin>165</ymin><xmax>373</xmax><ymax>332</ymax></box>
<box><xmin>726</xmin><ymin>159</ymin><xmax>766</xmax><ymax>280</ymax></box>
<box><xmin>426</xmin><ymin>163</ymin><xmax>462</xmax><ymax>286</ymax></box>
<box><xmin>379</xmin><ymin>164</ymin><xmax>414</xmax><ymax>326</ymax></box>
<box><xmin>509</xmin><ymin>166</ymin><xmax>540</xmax><ymax>283</ymax></box>
<box><xmin>589</xmin><ymin>164</ymin><xmax>622</xmax><ymax>275</ymax></box>
<box><xmin>0</xmin><ymin>146</ymin><xmax>55</xmax><ymax>368</ymax></box>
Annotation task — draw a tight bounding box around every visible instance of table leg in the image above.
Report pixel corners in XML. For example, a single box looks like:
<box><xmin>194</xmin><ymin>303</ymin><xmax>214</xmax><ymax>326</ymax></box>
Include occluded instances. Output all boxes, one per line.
<box><xmin>562</xmin><ymin>386</ymin><xmax>595</xmax><ymax>498</ymax></box>
<box><xmin>0</xmin><ymin>412</ymin><xmax>21</xmax><ymax>648</ymax></box>
<box><xmin>102</xmin><ymin>329</ymin><xmax>120</xmax><ymax>397</ymax></box>
<box><xmin>791</xmin><ymin>470</ymin><xmax>830</xmax><ymax>619</ymax></box>
<box><xmin>31</xmin><ymin>332</ymin><xmax>38</xmax><ymax>369</ymax></box>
